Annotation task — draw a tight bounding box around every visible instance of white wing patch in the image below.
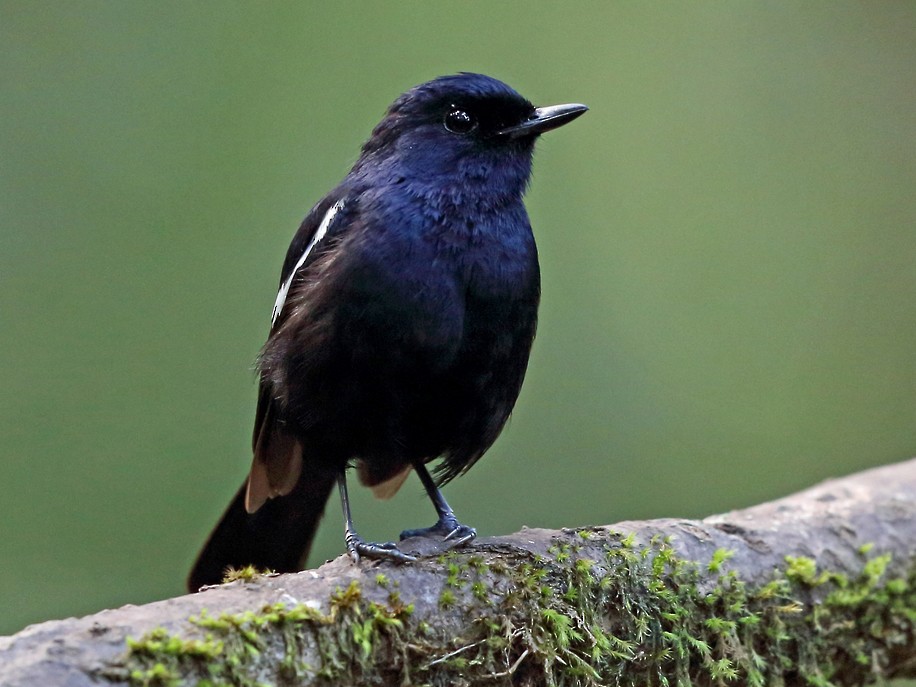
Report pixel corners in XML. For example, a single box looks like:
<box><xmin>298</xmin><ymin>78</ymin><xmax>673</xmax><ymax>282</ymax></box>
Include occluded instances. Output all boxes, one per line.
<box><xmin>271</xmin><ymin>199</ymin><xmax>345</xmax><ymax>325</ymax></box>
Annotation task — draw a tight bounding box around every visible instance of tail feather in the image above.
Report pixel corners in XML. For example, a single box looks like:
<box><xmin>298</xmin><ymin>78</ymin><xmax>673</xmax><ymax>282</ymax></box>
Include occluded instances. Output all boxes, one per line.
<box><xmin>187</xmin><ymin>469</ymin><xmax>336</xmax><ymax>592</ymax></box>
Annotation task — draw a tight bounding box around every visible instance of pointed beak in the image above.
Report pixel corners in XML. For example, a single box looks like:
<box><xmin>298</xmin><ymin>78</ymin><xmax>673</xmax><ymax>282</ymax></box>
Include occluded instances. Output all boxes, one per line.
<box><xmin>497</xmin><ymin>103</ymin><xmax>588</xmax><ymax>139</ymax></box>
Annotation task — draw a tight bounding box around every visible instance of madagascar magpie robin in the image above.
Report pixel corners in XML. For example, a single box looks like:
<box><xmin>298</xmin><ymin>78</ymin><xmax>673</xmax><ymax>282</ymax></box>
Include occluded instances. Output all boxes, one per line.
<box><xmin>188</xmin><ymin>73</ymin><xmax>586</xmax><ymax>591</ymax></box>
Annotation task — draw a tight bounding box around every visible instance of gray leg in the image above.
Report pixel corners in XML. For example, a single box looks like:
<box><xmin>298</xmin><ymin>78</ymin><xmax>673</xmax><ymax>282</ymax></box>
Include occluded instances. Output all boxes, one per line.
<box><xmin>399</xmin><ymin>463</ymin><xmax>477</xmax><ymax>547</ymax></box>
<box><xmin>338</xmin><ymin>471</ymin><xmax>415</xmax><ymax>563</ymax></box>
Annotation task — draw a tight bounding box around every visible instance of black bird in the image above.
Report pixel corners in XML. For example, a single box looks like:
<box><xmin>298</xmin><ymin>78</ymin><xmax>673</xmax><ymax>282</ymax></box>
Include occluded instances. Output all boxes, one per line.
<box><xmin>188</xmin><ymin>73</ymin><xmax>586</xmax><ymax>591</ymax></box>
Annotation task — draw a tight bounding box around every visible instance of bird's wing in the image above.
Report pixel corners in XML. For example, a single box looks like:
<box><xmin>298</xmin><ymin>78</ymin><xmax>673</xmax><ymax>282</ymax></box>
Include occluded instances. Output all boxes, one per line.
<box><xmin>271</xmin><ymin>195</ymin><xmax>347</xmax><ymax>329</ymax></box>
<box><xmin>247</xmin><ymin>191</ymin><xmax>348</xmax><ymax>513</ymax></box>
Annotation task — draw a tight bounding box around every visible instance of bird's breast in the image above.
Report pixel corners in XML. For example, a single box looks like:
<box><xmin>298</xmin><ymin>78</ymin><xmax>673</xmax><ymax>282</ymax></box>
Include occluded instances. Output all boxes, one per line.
<box><xmin>337</xmin><ymin>193</ymin><xmax>539</xmax><ymax>358</ymax></box>
<box><xmin>451</xmin><ymin>209</ymin><xmax>539</xmax><ymax>301</ymax></box>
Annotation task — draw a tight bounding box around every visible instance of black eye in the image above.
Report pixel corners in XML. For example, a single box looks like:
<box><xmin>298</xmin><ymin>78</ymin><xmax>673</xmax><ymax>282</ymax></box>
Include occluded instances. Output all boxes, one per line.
<box><xmin>444</xmin><ymin>107</ymin><xmax>477</xmax><ymax>134</ymax></box>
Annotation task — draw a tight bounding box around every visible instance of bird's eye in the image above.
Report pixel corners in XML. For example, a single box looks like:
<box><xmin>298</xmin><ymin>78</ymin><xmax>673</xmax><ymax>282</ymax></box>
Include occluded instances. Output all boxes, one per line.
<box><xmin>444</xmin><ymin>107</ymin><xmax>477</xmax><ymax>134</ymax></box>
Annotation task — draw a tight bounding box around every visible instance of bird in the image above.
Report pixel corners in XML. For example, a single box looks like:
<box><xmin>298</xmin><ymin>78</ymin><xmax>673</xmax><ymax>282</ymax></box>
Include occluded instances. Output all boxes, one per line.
<box><xmin>187</xmin><ymin>73</ymin><xmax>587</xmax><ymax>591</ymax></box>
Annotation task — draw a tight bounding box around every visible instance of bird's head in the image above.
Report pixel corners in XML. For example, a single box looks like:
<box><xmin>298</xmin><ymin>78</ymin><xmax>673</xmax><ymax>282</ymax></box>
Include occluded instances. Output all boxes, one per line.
<box><xmin>351</xmin><ymin>73</ymin><xmax>587</xmax><ymax>200</ymax></box>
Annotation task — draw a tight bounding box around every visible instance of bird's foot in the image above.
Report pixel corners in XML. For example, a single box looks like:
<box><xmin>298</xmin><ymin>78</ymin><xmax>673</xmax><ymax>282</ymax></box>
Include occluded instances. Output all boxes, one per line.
<box><xmin>400</xmin><ymin>515</ymin><xmax>477</xmax><ymax>547</ymax></box>
<box><xmin>345</xmin><ymin>531</ymin><xmax>416</xmax><ymax>565</ymax></box>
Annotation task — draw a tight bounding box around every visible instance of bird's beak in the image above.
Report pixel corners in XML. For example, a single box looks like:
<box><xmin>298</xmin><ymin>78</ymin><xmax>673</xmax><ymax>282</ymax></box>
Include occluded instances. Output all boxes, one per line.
<box><xmin>497</xmin><ymin>103</ymin><xmax>588</xmax><ymax>139</ymax></box>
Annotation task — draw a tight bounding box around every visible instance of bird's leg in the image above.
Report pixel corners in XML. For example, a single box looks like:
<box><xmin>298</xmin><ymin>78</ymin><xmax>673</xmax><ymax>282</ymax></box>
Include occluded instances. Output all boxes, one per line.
<box><xmin>399</xmin><ymin>463</ymin><xmax>477</xmax><ymax>547</ymax></box>
<box><xmin>337</xmin><ymin>471</ymin><xmax>415</xmax><ymax>564</ymax></box>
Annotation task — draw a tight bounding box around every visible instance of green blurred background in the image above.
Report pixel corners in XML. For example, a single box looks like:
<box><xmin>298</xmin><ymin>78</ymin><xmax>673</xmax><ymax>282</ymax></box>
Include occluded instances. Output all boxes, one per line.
<box><xmin>2</xmin><ymin>3</ymin><xmax>915</xmax><ymax>637</ymax></box>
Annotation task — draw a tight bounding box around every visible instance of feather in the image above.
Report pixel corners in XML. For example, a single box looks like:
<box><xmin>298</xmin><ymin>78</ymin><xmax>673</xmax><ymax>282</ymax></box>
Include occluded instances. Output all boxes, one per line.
<box><xmin>368</xmin><ymin>465</ymin><xmax>412</xmax><ymax>500</ymax></box>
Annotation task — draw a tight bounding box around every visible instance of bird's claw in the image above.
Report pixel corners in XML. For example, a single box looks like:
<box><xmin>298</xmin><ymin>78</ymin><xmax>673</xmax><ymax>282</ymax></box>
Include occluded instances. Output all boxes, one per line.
<box><xmin>443</xmin><ymin>525</ymin><xmax>477</xmax><ymax>546</ymax></box>
<box><xmin>400</xmin><ymin>515</ymin><xmax>477</xmax><ymax>549</ymax></box>
<box><xmin>345</xmin><ymin>535</ymin><xmax>416</xmax><ymax>564</ymax></box>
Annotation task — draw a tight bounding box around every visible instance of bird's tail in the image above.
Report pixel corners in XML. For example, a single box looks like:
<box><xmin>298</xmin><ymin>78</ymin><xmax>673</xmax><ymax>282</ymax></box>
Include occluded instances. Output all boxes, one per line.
<box><xmin>187</xmin><ymin>470</ymin><xmax>336</xmax><ymax>592</ymax></box>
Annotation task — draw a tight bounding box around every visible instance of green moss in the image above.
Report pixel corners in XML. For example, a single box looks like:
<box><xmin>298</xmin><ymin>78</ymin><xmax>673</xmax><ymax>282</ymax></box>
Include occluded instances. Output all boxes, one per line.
<box><xmin>107</xmin><ymin>536</ymin><xmax>916</xmax><ymax>687</ymax></box>
<box><xmin>423</xmin><ymin>535</ymin><xmax>915</xmax><ymax>687</ymax></box>
<box><xmin>129</xmin><ymin>660</ymin><xmax>180</xmax><ymax>687</ymax></box>
<box><xmin>467</xmin><ymin>554</ymin><xmax>488</xmax><ymax>575</ymax></box>
<box><xmin>220</xmin><ymin>565</ymin><xmax>273</xmax><ymax>585</ymax></box>
<box><xmin>107</xmin><ymin>579</ymin><xmax>416</xmax><ymax>686</ymax></box>
<box><xmin>438</xmin><ymin>588</ymin><xmax>456</xmax><ymax>609</ymax></box>
<box><xmin>786</xmin><ymin>555</ymin><xmax>823</xmax><ymax>585</ymax></box>
<box><xmin>707</xmin><ymin>547</ymin><xmax>734</xmax><ymax>573</ymax></box>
